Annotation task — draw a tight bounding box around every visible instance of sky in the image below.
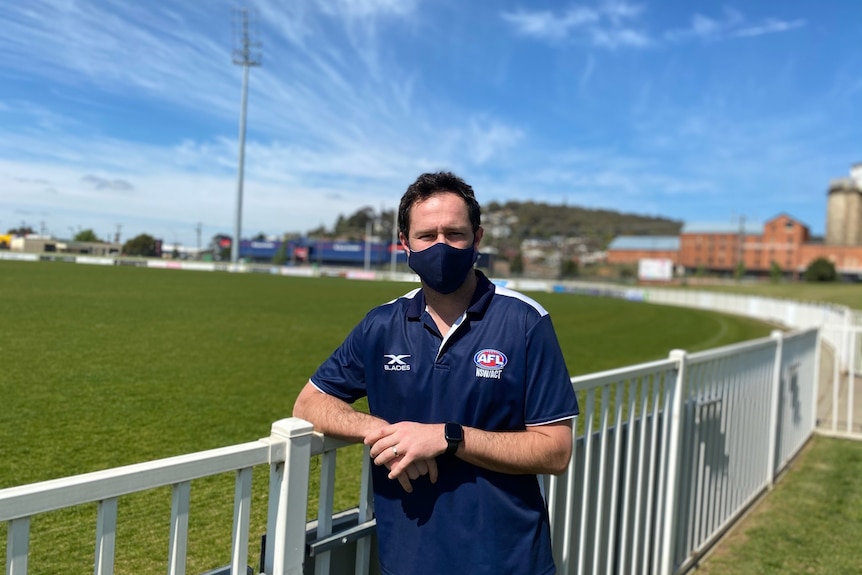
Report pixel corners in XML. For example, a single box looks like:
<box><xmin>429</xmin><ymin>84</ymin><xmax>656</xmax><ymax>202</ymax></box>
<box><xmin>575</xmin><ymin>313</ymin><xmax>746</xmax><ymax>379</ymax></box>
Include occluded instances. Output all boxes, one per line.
<box><xmin>1</xmin><ymin>0</ymin><xmax>860</xmax><ymax>247</ymax></box>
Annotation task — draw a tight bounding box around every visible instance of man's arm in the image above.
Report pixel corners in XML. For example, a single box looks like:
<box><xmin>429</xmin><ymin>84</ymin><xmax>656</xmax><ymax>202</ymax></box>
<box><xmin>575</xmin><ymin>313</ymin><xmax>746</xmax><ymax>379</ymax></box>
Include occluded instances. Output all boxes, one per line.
<box><xmin>460</xmin><ymin>422</ymin><xmax>573</xmax><ymax>475</ymax></box>
<box><xmin>366</xmin><ymin>420</ymin><xmax>574</xmax><ymax>479</ymax></box>
<box><xmin>293</xmin><ymin>382</ymin><xmax>439</xmax><ymax>492</ymax></box>
<box><xmin>292</xmin><ymin>381</ymin><xmax>385</xmax><ymax>442</ymax></box>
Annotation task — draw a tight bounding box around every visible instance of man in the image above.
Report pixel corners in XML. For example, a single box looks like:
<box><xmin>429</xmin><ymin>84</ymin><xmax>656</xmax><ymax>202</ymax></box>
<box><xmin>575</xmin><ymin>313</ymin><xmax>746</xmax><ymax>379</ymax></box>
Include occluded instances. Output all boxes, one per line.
<box><xmin>293</xmin><ymin>171</ymin><xmax>579</xmax><ymax>575</ymax></box>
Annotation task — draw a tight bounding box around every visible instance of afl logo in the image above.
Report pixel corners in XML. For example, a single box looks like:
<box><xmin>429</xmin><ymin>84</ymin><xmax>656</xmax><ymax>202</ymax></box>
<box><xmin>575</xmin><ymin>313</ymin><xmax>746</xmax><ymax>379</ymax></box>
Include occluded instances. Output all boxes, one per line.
<box><xmin>474</xmin><ymin>349</ymin><xmax>508</xmax><ymax>370</ymax></box>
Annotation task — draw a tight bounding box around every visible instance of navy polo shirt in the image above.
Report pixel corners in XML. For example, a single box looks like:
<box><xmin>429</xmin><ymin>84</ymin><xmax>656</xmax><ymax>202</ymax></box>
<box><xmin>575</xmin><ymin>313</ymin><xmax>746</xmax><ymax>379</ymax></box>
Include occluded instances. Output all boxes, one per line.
<box><xmin>311</xmin><ymin>271</ymin><xmax>579</xmax><ymax>575</ymax></box>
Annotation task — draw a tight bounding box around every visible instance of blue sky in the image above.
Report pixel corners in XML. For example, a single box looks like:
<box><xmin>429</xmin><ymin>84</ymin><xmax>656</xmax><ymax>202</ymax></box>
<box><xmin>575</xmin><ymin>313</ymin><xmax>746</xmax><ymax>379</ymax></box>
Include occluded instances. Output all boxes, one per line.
<box><xmin>1</xmin><ymin>0</ymin><xmax>859</xmax><ymax>247</ymax></box>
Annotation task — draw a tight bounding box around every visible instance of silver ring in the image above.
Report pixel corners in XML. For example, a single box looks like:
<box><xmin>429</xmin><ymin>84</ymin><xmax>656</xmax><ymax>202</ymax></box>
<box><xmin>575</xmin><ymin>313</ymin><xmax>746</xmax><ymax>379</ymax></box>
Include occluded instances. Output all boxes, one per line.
<box><xmin>392</xmin><ymin>445</ymin><xmax>399</xmax><ymax>456</ymax></box>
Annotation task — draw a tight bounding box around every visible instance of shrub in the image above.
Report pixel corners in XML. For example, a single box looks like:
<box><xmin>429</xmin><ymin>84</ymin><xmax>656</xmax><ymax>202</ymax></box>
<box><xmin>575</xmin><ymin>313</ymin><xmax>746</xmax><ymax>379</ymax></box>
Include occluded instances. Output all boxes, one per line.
<box><xmin>804</xmin><ymin>257</ymin><xmax>837</xmax><ymax>282</ymax></box>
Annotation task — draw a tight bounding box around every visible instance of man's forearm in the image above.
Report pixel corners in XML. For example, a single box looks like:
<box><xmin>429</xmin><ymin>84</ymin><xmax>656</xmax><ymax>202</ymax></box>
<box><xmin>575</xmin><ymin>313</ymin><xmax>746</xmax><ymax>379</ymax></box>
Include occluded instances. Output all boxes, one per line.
<box><xmin>458</xmin><ymin>422</ymin><xmax>573</xmax><ymax>475</ymax></box>
<box><xmin>293</xmin><ymin>381</ymin><xmax>386</xmax><ymax>443</ymax></box>
<box><xmin>368</xmin><ymin>420</ymin><xmax>574</xmax><ymax>477</ymax></box>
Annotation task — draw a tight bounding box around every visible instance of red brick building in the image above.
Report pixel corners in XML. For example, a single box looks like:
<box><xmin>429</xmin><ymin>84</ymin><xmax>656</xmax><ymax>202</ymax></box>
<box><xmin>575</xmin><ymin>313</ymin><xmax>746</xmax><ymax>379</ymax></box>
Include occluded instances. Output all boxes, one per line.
<box><xmin>609</xmin><ymin>214</ymin><xmax>862</xmax><ymax>278</ymax></box>
<box><xmin>606</xmin><ymin>164</ymin><xmax>862</xmax><ymax>278</ymax></box>
<box><xmin>678</xmin><ymin>214</ymin><xmax>811</xmax><ymax>273</ymax></box>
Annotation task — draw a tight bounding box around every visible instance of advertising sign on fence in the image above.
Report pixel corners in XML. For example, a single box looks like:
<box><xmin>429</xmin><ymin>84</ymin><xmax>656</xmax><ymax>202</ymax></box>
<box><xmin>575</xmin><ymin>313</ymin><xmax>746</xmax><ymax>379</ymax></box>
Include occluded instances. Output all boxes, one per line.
<box><xmin>638</xmin><ymin>258</ymin><xmax>674</xmax><ymax>281</ymax></box>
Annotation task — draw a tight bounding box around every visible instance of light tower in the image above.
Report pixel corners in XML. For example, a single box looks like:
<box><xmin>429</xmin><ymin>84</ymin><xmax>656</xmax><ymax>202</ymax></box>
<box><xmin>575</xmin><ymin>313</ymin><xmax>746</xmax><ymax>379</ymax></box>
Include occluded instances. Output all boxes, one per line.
<box><xmin>231</xmin><ymin>7</ymin><xmax>262</xmax><ymax>265</ymax></box>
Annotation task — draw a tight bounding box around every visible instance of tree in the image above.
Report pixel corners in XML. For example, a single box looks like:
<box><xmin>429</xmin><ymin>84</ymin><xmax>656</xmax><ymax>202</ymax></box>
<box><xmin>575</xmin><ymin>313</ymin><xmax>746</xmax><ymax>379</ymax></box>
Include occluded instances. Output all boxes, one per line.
<box><xmin>733</xmin><ymin>261</ymin><xmax>745</xmax><ymax>281</ymax></box>
<box><xmin>272</xmin><ymin>241</ymin><xmax>288</xmax><ymax>265</ymax></box>
<box><xmin>559</xmin><ymin>258</ymin><xmax>579</xmax><ymax>279</ymax></box>
<box><xmin>619</xmin><ymin>265</ymin><xmax>636</xmax><ymax>281</ymax></box>
<box><xmin>123</xmin><ymin>234</ymin><xmax>159</xmax><ymax>257</ymax></box>
<box><xmin>769</xmin><ymin>261</ymin><xmax>783</xmax><ymax>284</ymax></box>
<box><xmin>306</xmin><ymin>225</ymin><xmax>329</xmax><ymax>238</ymax></box>
<box><xmin>804</xmin><ymin>257</ymin><xmax>837</xmax><ymax>282</ymax></box>
<box><xmin>333</xmin><ymin>206</ymin><xmax>380</xmax><ymax>240</ymax></box>
<box><xmin>7</xmin><ymin>226</ymin><xmax>35</xmax><ymax>236</ymax></box>
<box><xmin>74</xmin><ymin>229</ymin><xmax>101</xmax><ymax>242</ymax></box>
<box><xmin>510</xmin><ymin>252</ymin><xmax>524</xmax><ymax>275</ymax></box>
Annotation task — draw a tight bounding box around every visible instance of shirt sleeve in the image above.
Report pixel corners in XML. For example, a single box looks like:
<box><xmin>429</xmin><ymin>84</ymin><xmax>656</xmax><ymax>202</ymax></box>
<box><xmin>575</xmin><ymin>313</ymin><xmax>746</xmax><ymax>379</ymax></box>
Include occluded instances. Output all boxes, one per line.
<box><xmin>523</xmin><ymin>314</ymin><xmax>580</xmax><ymax>425</ymax></box>
<box><xmin>309</xmin><ymin>317</ymin><xmax>369</xmax><ymax>404</ymax></box>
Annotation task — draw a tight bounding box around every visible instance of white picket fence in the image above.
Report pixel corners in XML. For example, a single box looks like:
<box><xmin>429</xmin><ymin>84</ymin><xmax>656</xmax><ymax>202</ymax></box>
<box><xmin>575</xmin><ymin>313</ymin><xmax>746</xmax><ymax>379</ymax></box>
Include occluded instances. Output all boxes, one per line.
<box><xmin>1</xmin><ymin>421</ymin><xmax>369</xmax><ymax>575</ymax></box>
<box><xmin>545</xmin><ymin>328</ymin><xmax>819</xmax><ymax>575</ymax></box>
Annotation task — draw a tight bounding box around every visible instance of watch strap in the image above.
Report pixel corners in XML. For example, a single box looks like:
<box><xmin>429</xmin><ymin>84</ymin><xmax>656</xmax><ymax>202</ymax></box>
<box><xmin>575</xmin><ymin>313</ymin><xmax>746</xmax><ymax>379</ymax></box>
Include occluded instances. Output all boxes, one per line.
<box><xmin>444</xmin><ymin>422</ymin><xmax>463</xmax><ymax>456</ymax></box>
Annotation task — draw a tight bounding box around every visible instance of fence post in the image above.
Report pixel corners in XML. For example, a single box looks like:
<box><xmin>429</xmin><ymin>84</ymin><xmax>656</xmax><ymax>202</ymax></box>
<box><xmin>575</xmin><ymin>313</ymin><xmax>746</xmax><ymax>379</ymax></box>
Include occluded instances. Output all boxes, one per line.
<box><xmin>264</xmin><ymin>417</ymin><xmax>315</xmax><ymax>575</ymax></box>
<box><xmin>842</xmin><ymin>309</ymin><xmax>851</xmax><ymax>372</ymax></box>
<box><xmin>659</xmin><ymin>349</ymin><xmax>687</xmax><ymax>575</ymax></box>
<box><xmin>7</xmin><ymin>517</ymin><xmax>30</xmax><ymax>575</ymax></box>
<box><xmin>848</xmin><ymin>327</ymin><xmax>857</xmax><ymax>434</ymax></box>
<box><xmin>812</xmin><ymin>328</ymin><xmax>823</xmax><ymax>434</ymax></box>
<box><xmin>767</xmin><ymin>330</ymin><xmax>784</xmax><ymax>488</ymax></box>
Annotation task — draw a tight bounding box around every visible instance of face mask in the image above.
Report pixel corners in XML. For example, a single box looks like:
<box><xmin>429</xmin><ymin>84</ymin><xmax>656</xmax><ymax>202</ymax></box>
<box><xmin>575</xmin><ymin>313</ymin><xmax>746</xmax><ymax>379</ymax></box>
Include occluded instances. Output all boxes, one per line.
<box><xmin>408</xmin><ymin>242</ymin><xmax>478</xmax><ymax>294</ymax></box>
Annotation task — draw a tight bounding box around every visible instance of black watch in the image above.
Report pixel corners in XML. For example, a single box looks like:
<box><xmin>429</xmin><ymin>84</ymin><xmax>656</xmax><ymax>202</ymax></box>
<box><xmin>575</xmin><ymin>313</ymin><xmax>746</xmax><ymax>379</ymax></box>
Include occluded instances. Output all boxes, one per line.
<box><xmin>444</xmin><ymin>422</ymin><xmax>463</xmax><ymax>456</ymax></box>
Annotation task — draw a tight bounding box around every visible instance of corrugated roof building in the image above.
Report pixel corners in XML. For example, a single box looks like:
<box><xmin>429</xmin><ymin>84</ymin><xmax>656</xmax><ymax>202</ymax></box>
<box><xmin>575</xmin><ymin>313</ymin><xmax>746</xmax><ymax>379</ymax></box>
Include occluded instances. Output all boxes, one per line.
<box><xmin>606</xmin><ymin>235</ymin><xmax>679</xmax><ymax>264</ymax></box>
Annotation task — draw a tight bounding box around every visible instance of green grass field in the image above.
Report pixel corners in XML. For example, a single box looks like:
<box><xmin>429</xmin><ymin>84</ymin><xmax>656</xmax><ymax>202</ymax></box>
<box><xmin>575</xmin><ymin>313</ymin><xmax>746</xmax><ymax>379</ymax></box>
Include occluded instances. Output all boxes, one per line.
<box><xmin>0</xmin><ymin>261</ymin><xmax>778</xmax><ymax>573</ymax></box>
<box><xmin>678</xmin><ymin>281</ymin><xmax>860</xmax><ymax>310</ymax></box>
<box><xmin>698</xmin><ymin>436</ymin><xmax>862</xmax><ymax>574</ymax></box>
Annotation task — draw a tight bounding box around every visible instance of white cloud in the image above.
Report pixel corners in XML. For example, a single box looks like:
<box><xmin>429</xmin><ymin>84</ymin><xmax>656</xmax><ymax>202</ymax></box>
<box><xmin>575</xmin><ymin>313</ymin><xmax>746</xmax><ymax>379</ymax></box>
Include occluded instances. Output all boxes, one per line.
<box><xmin>665</xmin><ymin>9</ymin><xmax>804</xmax><ymax>42</ymax></box>
<box><xmin>501</xmin><ymin>7</ymin><xmax>600</xmax><ymax>41</ymax></box>
<box><xmin>590</xmin><ymin>27</ymin><xmax>651</xmax><ymax>49</ymax></box>
<box><xmin>0</xmin><ymin>2</ymin><xmax>233</xmax><ymax>116</ymax></box>
<box><xmin>500</xmin><ymin>2</ymin><xmax>650</xmax><ymax>49</ymax></box>
<box><xmin>602</xmin><ymin>1</ymin><xmax>645</xmax><ymax>23</ymax></box>
<box><xmin>467</xmin><ymin>119</ymin><xmax>524</xmax><ymax>165</ymax></box>
<box><xmin>504</xmin><ymin>4</ymin><xmax>805</xmax><ymax>48</ymax></box>
<box><xmin>321</xmin><ymin>0</ymin><xmax>420</xmax><ymax>19</ymax></box>
<box><xmin>735</xmin><ymin>19</ymin><xmax>806</xmax><ymax>38</ymax></box>
<box><xmin>81</xmin><ymin>175</ymin><xmax>135</xmax><ymax>192</ymax></box>
<box><xmin>690</xmin><ymin>14</ymin><xmax>722</xmax><ymax>38</ymax></box>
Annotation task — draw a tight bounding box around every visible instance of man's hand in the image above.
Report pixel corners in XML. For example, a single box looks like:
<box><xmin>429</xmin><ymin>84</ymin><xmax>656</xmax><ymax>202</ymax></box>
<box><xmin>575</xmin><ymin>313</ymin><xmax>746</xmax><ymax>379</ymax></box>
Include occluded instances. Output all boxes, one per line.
<box><xmin>365</xmin><ymin>422</ymin><xmax>445</xmax><ymax>492</ymax></box>
<box><xmin>368</xmin><ymin>420</ymin><xmax>574</xmax><ymax>479</ymax></box>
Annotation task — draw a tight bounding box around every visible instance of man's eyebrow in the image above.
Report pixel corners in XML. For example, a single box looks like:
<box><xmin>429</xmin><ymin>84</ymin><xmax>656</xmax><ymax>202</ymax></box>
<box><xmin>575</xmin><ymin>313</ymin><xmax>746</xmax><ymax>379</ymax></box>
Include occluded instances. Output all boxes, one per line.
<box><xmin>414</xmin><ymin>222</ymin><xmax>470</xmax><ymax>232</ymax></box>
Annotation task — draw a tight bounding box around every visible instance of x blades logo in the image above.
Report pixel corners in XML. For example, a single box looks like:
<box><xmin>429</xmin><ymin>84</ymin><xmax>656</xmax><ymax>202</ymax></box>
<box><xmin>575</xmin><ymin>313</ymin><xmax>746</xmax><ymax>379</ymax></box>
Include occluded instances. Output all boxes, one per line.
<box><xmin>384</xmin><ymin>354</ymin><xmax>411</xmax><ymax>372</ymax></box>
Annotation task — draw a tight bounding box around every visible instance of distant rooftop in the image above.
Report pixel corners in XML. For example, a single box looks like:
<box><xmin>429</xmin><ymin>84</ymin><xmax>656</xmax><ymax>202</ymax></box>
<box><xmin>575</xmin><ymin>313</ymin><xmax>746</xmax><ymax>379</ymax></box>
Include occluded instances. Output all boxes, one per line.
<box><xmin>682</xmin><ymin>221</ymin><xmax>763</xmax><ymax>234</ymax></box>
<box><xmin>607</xmin><ymin>235</ymin><xmax>680</xmax><ymax>251</ymax></box>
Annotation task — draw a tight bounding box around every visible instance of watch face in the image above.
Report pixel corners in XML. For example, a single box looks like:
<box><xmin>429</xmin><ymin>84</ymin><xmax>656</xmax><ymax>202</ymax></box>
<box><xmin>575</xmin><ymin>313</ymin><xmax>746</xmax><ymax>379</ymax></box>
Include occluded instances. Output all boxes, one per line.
<box><xmin>445</xmin><ymin>422</ymin><xmax>463</xmax><ymax>442</ymax></box>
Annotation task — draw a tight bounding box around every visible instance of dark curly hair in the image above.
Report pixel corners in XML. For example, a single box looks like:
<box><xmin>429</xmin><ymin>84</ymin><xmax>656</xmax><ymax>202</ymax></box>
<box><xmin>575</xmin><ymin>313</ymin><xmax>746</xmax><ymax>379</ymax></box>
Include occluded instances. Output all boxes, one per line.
<box><xmin>398</xmin><ymin>171</ymin><xmax>482</xmax><ymax>238</ymax></box>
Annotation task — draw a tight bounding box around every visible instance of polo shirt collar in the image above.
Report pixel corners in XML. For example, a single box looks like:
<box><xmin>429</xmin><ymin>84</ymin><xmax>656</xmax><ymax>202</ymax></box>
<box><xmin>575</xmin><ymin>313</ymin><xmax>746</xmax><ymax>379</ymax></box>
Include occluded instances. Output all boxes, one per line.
<box><xmin>406</xmin><ymin>270</ymin><xmax>496</xmax><ymax>320</ymax></box>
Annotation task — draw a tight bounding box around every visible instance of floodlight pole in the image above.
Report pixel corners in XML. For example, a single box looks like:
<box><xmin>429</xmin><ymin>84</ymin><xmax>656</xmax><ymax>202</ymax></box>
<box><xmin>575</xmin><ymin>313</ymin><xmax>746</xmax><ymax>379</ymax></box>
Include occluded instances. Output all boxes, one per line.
<box><xmin>231</xmin><ymin>7</ymin><xmax>261</xmax><ymax>265</ymax></box>
<box><xmin>390</xmin><ymin>208</ymin><xmax>398</xmax><ymax>275</ymax></box>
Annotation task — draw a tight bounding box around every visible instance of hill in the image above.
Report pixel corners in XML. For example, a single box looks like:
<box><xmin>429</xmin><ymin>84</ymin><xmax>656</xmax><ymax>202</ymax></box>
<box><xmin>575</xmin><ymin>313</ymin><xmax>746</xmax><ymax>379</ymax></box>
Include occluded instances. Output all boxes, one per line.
<box><xmin>315</xmin><ymin>201</ymin><xmax>682</xmax><ymax>253</ymax></box>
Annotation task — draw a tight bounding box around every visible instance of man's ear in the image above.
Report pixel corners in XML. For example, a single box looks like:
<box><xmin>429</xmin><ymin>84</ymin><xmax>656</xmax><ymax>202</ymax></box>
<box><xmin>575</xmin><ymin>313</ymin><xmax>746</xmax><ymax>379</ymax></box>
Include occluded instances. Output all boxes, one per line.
<box><xmin>399</xmin><ymin>232</ymin><xmax>410</xmax><ymax>254</ymax></box>
<box><xmin>473</xmin><ymin>226</ymin><xmax>484</xmax><ymax>248</ymax></box>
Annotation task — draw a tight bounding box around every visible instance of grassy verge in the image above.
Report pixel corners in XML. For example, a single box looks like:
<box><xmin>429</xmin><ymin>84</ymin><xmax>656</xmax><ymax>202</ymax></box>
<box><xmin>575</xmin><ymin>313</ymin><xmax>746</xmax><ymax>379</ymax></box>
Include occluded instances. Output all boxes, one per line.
<box><xmin>676</xmin><ymin>282</ymin><xmax>861</xmax><ymax>310</ymax></box>
<box><xmin>697</xmin><ymin>436</ymin><xmax>862</xmax><ymax>574</ymax></box>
